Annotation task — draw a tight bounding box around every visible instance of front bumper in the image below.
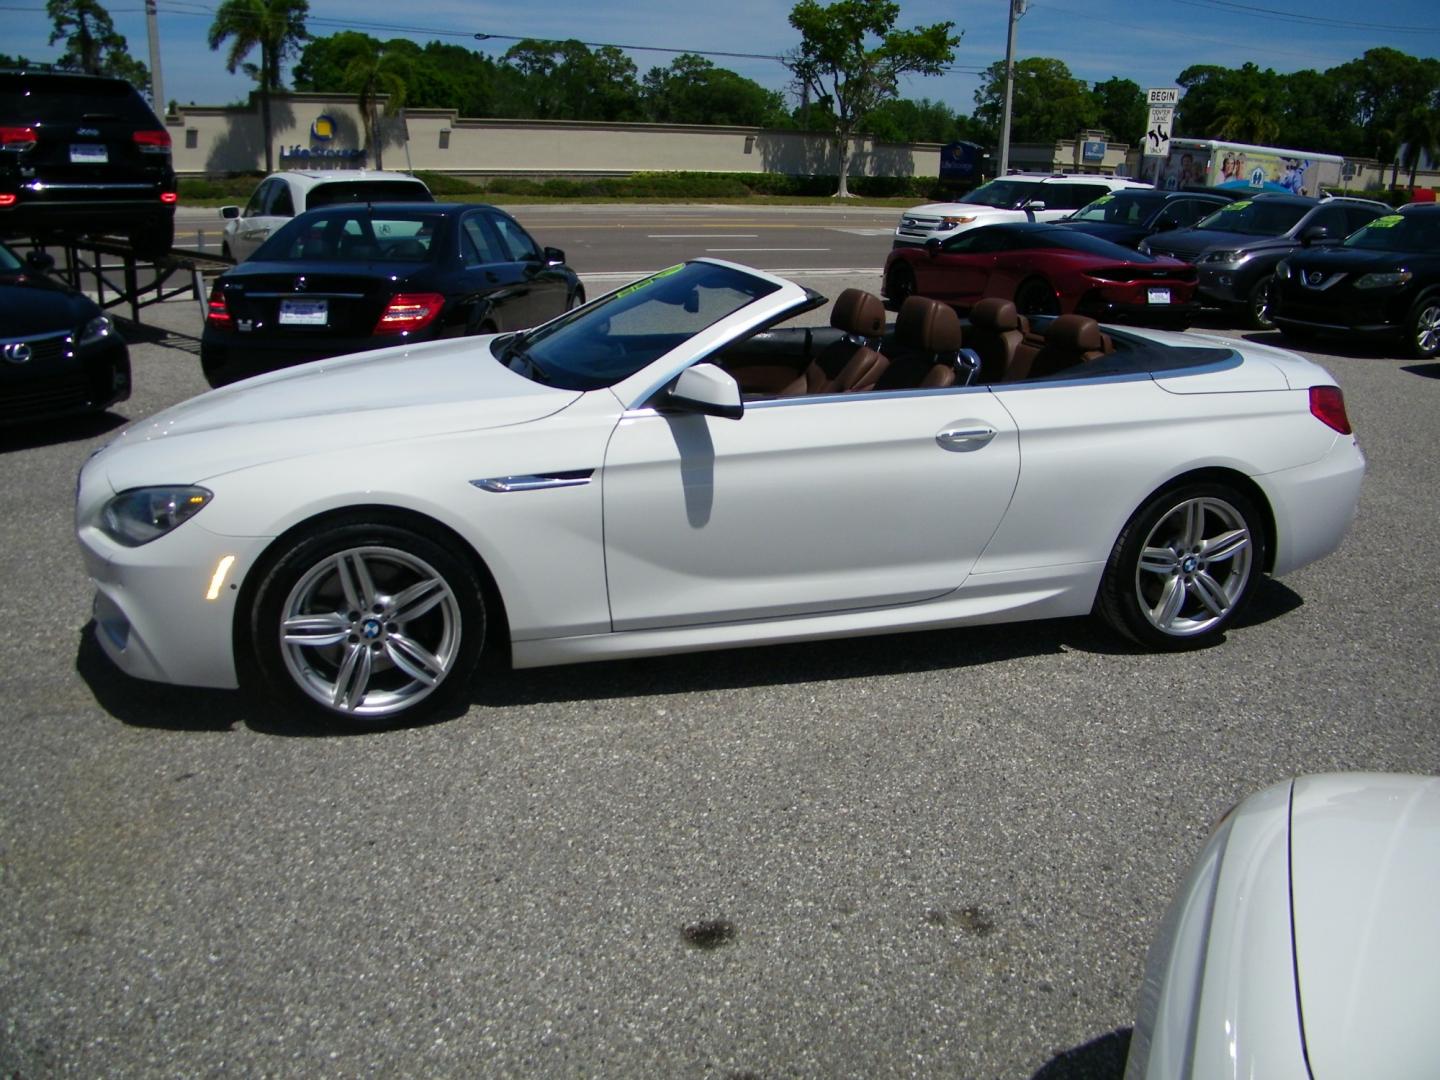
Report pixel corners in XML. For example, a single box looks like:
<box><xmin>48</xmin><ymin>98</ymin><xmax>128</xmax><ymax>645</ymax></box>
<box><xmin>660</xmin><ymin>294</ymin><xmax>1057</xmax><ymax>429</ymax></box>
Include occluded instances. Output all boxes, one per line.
<box><xmin>77</xmin><ymin>513</ymin><xmax>275</xmax><ymax>690</ymax></box>
<box><xmin>0</xmin><ymin>335</ymin><xmax>130</xmax><ymax>425</ymax></box>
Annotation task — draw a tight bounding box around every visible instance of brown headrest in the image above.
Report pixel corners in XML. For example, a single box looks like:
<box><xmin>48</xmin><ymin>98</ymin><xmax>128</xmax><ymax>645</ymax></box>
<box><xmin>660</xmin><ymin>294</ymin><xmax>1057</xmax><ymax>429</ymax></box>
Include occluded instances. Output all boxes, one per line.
<box><xmin>896</xmin><ymin>295</ymin><xmax>962</xmax><ymax>353</ymax></box>
<box><xmin>1044</xmin><ymin>314</ymin><xmax>1104</xmax><ymax>352</ymax></box>
<box><xmin>830</xmin><ymin>288</ymin><xmax>886</xmax><ymax>337</ymax></box>
<box><xmin>970</xmin><ymin>297</ymin><xmax>1020</xmax><ymax>333</ymax></box>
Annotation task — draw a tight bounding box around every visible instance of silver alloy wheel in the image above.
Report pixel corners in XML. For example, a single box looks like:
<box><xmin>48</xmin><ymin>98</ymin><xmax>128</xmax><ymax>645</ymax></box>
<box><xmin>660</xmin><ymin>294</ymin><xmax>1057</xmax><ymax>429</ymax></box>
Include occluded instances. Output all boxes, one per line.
<box><xmin>278</xmin><ymin>544</ymin><xmax>463</xmax><ymax>717</ymax></box>
<box><xmin>1415</xmin><ymin>301</ymin><xmax>1440</xmax><ymax>356</ymax></box>
<box><xmin>1134</xmin><ymin>496</ymin><xmax>1253</xmax><ymax>637</ymax></box>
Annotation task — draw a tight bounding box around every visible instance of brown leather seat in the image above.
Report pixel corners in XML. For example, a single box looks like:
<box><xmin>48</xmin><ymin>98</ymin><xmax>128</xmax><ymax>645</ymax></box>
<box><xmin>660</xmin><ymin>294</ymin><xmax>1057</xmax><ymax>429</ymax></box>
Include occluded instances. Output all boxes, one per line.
<box><xmin>1027</xmin><ymin>314</ymin><xmax>1109</xmax><ymax>378</ymax></box>
<box><xmin>881</xmin><ymin>295</ymin><xmax>965</xmax><ymax>389</ymax></box>
<box><xmin>783</xmin><ymin>288</ymin><xmax>889</xmax><ymax>395</ymax></box>
<box><xmin>967</xmin><ymin>298</ymin><xmax>1025</xmax><ymax>383</ymax></box>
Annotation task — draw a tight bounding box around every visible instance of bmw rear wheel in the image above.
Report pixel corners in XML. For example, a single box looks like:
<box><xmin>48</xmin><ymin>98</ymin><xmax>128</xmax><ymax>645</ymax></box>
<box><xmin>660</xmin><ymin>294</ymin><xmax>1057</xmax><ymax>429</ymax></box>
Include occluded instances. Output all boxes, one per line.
<box><xmin>1098</xmin><ymin>483</ymin><xmax>1264</xmax><ymax>649</ymax></box>
<box><xmin>1405</xmin><ymin>294</ymin><xmax>1440</xmax><ymax>359</ymax></box>
<box><xmin>251</xmin><ymin>519</ymin><xmax>485</xmax><ymax>727</ymax></box>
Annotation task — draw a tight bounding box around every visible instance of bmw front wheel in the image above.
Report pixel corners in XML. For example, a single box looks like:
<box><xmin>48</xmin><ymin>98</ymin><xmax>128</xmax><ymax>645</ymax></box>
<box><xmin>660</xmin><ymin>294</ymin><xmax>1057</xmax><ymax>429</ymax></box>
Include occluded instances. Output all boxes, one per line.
<box><xmin>250</xmin><ymin>518</ymin><xmax>486</xmax><ymax>727</ymax></box>
<box><xmin>1098</xmin><ymin>483</ymin><xmax>1264</xmax><ymax>649</ymax></box>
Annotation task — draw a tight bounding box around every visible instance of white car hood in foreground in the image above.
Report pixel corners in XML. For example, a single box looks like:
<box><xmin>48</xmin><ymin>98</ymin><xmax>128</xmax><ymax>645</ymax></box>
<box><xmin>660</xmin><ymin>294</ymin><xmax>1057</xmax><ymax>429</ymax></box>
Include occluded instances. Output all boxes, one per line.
<box><xmin>1290</xmin><ymin>773</ymin><xmax>1440</xmax><ymax>1079</ymax></box>
<box><xmin>95</xmin><ymin>337</ymin><xmax>581</xmax><ymax>489</ymax></box>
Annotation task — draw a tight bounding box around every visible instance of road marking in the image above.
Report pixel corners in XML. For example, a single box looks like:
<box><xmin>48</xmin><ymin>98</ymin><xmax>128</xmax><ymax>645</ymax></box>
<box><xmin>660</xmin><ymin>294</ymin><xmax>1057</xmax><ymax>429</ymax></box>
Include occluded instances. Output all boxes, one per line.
<box><xmin>706</xmin><ymin>247</ymin><xmax>831</xmax><ymax>252</ymax></box>
<box><xmin>647</xmin><ymin>233</ymin><xmax>758</xmax><ymax>238</ymax></box>
<box><xmin>831</xmin><ymin>228</ymin><xmax>896</xmax><ymax>236</ymax></box>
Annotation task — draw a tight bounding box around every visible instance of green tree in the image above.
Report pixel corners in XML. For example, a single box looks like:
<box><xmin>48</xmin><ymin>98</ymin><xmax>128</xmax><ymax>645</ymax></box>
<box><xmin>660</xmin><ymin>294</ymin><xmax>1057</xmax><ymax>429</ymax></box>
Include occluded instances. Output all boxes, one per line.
<box><xmin>207</xmin><ymin>0</ymin><xmax>309</xmax><ymax>172</ymax></box>
<box><xmin>642</xmin><ymin>54</ymin><xmax>790</xmax><ymax>127</ymax></box>
<box><xmin>338</xmin><ymin>42</ymin><xmax>408</xmax><ymax>169</ymax></box>
<box><xmin>785</xmin><ymin>0</ymin><xmax>959</xmax><ymax>197</ymax></box>
<box><xmin>501</xmin><ymin>39</ymin><xmax>641</xmax><ymax>122</ymax></box>
<box><xmin>46</xmin><ymin>0</ymin><xmax>149</xmax><ymax>86</ymax></box>
<box><xmin>1396</xmin><ymin>101</ymin><xmax>1440</xmax><ymax>189</ymax></box>
<box><xmin>974</xmin><ymin>57</ymin><xmax>1096</xmax><ymax>145</ymax></box>
<box><xmin>1091</xmin><ymin>77</ymin><xmax>1144</xmax><ymax>147</ymax></box>
<box><xmin>1210</xmin><ymin>63</ymin><xmax>1283</xmax><ymax>144</ymax></box>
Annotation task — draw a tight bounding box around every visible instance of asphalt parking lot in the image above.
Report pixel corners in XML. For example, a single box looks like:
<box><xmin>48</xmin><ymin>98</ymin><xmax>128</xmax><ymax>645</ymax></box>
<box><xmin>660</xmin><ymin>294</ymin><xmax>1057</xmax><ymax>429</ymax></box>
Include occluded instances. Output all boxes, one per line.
<box><xmin>2</xmin><ymin>231</ymin><xmax>1438</xmax><ymax>1078</ymax></box>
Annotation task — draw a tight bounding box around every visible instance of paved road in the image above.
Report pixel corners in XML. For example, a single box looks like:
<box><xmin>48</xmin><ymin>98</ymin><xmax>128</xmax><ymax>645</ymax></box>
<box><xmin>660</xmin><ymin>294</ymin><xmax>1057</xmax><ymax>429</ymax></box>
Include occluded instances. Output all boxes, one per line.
<box><xmin>2</xmin><ymin>206</ymin><xmax>1438</xmax><ymax>1078</ymax></box>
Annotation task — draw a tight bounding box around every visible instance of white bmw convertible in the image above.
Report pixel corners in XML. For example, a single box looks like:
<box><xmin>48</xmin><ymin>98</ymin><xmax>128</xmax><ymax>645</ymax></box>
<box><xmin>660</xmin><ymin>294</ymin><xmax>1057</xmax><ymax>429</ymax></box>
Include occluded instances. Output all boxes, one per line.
<box><xmin>75</xmin><ymin>260</ymin><xmax>1365</xmax><ymax>725</ymax></box>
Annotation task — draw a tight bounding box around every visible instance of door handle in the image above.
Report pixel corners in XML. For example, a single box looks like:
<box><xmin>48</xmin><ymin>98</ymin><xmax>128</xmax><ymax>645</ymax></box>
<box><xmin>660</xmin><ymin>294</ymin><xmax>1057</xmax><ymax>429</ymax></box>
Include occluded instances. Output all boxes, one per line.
<box><xmin>936</xmin><ymin>426</ymin><xmax>997</xmax><ymax>451</ymax></box>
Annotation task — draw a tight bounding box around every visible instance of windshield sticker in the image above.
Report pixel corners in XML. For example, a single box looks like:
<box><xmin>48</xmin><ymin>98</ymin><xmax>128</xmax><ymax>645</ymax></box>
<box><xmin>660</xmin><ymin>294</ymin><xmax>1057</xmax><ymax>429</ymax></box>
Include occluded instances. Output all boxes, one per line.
<box><xmin>615</xmin><ymin>263</ymin><xmax>685</xmax><ymax>300</ymax></box>
<box><xmin>1367</xmin><ymin>215</ymin><xmax>1404</xmax><ymax>228</ymax></box>
<box><xmin>1222</xmin><ymin>200</ymin><xmax>1251</xmax><ymax>211</ymax></box>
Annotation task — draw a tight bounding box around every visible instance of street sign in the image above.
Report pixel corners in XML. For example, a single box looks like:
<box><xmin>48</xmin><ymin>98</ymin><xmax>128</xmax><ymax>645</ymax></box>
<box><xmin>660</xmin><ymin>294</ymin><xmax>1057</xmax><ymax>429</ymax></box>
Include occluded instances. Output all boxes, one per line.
<box><xmin>1143</xmin><ymin>88</ymin><xmax>1176</xmax><ymax>159</ymax></box>
<box><xmin>1147</xmin><ymin>87</ymin><xmax>1179</xmax><ymax>106</ymax></box>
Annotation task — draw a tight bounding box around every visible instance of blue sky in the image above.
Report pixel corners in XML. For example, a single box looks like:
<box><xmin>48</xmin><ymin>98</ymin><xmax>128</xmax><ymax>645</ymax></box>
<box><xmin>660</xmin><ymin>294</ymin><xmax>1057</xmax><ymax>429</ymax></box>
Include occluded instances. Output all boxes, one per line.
<box><xmin>6</xmin><ymin>0</ymin><xmax>1440</xmax><ymax>116</ymax></box>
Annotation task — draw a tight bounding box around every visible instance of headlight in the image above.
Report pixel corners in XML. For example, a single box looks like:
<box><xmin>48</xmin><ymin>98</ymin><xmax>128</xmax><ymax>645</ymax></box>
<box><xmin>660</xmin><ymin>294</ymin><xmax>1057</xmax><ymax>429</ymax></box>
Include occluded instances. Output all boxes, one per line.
<box><xmin>1354</xmin><ymin>270</ymin><xmax>1412</xmax><ymax>290</ymax></box>
<box><xmin>1275</xmin><ymin>259</ymin><xmax>1291</xmax><ymax>280</ymax></box>
<box><xmin>101</xmin><ymin>486</ymin><xmax>212</xmax><ymax>546</ymax></box>
<box><xmin>79</xmin><ymin>314</ymin><xmax>114</xmax><ymax>347</ymax></box>
<box><xmin>939</xmin><ymin>215</ymin><xmax>977</xmax><ymax>229</ymax></box>
<box><xmin>1200</xmin><ymin>249</ymin><xmax>1249</xmax><ymax>265</ymax></box>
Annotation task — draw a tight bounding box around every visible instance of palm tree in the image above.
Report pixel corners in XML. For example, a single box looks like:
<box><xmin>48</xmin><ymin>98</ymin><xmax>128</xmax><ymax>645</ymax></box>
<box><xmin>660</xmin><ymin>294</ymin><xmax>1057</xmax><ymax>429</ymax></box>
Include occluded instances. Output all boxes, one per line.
<box><xmin>342</xmin><ymin>47</ymin><xmax>407</xmax><ymax>170</ymax></box>
<box><xmin>207</xmin><ymin>0</ymin><xmax>309</xmax><ymax>173</ymax></box>
<box><xmin>1212</xmin><ymin>90</ymin><xmax>1281</xmax><ymax>146</ymax></box>
<box><xmin>1396</xmin><ymin>103</ymin><xmax>1440</xmax><ymax>191</ymax></box>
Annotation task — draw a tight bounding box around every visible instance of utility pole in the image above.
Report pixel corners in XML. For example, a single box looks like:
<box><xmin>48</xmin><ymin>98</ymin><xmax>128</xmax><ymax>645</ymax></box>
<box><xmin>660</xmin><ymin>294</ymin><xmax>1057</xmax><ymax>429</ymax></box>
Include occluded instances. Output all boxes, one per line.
<box><xmin>145</xmin><ymin>0</ymin><xmax>164</xmax><ymax>113</ymax></box>
<box><xmin>997</xmin><ymin>0</ymin><xmax>1025</xmax><ymax>176</ymax></box>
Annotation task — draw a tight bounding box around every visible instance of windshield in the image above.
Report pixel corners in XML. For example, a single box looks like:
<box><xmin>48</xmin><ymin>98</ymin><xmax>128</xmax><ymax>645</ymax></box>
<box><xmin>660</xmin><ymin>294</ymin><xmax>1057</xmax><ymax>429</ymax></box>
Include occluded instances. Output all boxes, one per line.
<box><xmin>258</xmin><ymin>209</ymin><xmax>444</xmax><ymax>261</ymax></box>
<box><xmin>1193</xmin><ymin>199</ymin><xmax>1308</xmax><ymax>236</ymax></box>
<box><xmin>959</xmin><ymin>180</ymin><xmax>1041</xmax><ymax>210</ymax></box>
<box><xmin>1344</xmin><ymin>213</ymin><xmax>1440</xmax><ymax>253</ymax></box>
<box><xmin>1067</xmin><ymin>192</ymin><xmax>1163</xmax><ymax>224</ymax></box>
<box><xmin>505</xmin><ymin>261</ymin><xmax>782</xmax><ymax>391</ymax></box>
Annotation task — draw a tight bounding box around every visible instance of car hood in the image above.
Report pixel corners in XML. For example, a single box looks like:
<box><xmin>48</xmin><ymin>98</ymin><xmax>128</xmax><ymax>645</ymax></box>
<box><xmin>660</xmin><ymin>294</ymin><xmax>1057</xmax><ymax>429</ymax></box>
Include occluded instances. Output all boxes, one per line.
<box><xmin>0</xmin><ymin>277</ymin><xmax>95</xmax><ymax>334</ymax></box>
<box><xmin>1289</xmin><ymin>773</ymin><xmax>1440</xmax><ymax>1080</ymax></box>
<box><xmin>903</xmin><ymin>202</ymin><xmax>1021</xmax><ymax>219</ymax></box>
<box><xmin>94</xmin><ymin>335</ymin><xmax>583</xmax><ymax>489</ymax></box>
<box><xmin>1148</xmin><ymin>228</ymin><xmax>1286</xmax><ymax>258</ymax></box>
<box><xmin>1285</xmin><ymin>247</ymin><xmax>1427</xmax><ymax>273</ymax></box>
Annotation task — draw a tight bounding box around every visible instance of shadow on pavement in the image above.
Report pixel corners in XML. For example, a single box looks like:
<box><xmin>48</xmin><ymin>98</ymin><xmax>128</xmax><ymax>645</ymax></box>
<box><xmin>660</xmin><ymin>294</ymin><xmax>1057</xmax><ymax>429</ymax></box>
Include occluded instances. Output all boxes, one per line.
<box><xmin>1031</xmin><ymin>1027</ymin><xmax>1132</xmax><ymax>1079</ymax></box>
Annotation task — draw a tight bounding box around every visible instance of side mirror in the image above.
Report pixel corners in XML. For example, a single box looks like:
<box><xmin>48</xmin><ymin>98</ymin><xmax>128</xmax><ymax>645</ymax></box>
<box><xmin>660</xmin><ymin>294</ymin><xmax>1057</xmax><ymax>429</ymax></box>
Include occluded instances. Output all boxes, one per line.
<box><xmin>543</xmin><ymin>246</ymin><xmax>566</xmax><ymax>266</ymax></box>
<box><xmin>1300</xmin><ymin>224</ymin><xmax>1331</xmax><ymax>246</ymax></box>
<box><xmin>663</xmin><ymin>363</ymin><xmax>743</xmax><ymax>420</ymax></box>
<box><xmin>1027</xmin><ymin>200</ymin><xmax>1047</xmax><ymax>213</ymax></box>
<box><xmin>924</xmin><ymin>238</ymin><xmax>942</xmax><ymax>258</ymax></box>
<box><xmin>25</xmin><ymin>250</ymin><xmax>55</xmax><ymax>273</ymax></box>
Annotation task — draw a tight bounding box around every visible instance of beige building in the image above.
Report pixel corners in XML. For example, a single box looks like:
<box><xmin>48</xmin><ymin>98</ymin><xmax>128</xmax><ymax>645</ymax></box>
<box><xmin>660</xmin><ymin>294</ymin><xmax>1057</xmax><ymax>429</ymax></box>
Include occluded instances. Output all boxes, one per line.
<box><xmin>167</xmin><ymin>93</ymin><xmax>945</xmax><ymax>181</ymax></box>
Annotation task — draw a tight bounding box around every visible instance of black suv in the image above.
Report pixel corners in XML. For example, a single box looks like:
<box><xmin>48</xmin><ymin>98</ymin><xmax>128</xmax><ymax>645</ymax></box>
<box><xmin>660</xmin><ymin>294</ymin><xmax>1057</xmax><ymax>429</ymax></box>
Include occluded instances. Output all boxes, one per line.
<box><xmin>1058</xmin><ymin>189</ymin><xmax>1235</xmax><ymax>250</ymax></box>
<box><xmin>1272</xmin><ymin>204</ymin><xmax>1440</xmax><ymax>359</ymax></box>
<box><xmin>0</xmin><ymin>69</ymin><xmax>177</xmax><ymax>259</ymax></box>
<box><xmin>1140</xmin><ymin>193</ymin><xmax>1389</xmax><ymax>328</ymax></box>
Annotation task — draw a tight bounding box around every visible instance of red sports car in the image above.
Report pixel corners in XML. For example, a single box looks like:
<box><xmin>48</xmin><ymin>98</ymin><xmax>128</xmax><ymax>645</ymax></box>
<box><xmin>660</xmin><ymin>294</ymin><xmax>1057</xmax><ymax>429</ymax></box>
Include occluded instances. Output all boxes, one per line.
<box><xmin>884</xmin><ymin>222</ymin><xmax>1198</xmax><ymax>327</ymax></box>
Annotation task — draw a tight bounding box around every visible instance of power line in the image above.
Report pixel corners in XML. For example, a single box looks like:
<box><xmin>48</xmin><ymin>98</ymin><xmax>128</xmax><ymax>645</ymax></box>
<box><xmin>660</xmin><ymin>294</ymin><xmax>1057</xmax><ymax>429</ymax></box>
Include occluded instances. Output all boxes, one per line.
<box><xmin>1169</xmin><ymin>0</ymin><xmax>1440</xmax><ymax>34</ymax></box>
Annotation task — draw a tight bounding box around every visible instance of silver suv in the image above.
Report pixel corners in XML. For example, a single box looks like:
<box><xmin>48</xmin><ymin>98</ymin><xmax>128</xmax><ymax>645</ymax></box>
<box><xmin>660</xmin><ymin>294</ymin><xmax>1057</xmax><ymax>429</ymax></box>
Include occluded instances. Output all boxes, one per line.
<box><xmin>894</xmin><ymin>173</ymin><xmax>1152</xmax><ymax>248</ymax></box>
<box><xmin>221</xmin><ymin>170</ymin><xmax>433</xmax><ymax>262</ymax></box>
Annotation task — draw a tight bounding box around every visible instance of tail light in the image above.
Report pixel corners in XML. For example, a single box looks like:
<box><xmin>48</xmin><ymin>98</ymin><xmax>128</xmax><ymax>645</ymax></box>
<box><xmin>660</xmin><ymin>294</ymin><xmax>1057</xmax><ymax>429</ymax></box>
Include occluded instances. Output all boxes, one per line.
<box><xmin>206</xmin><ymin>283</ymin><xmax>232</xmax><ymax>329</ymax></box>
<box><xmin>1309</xmin><ymin>385</ymin><xmax>1352</xmax><ymax>434</ymax></box>
<box><xmin>160</xmin><ymin>192</ymin><xmax>178</xmax><ymax>204</ymax></box>
<box><xmin>133</xmin><ymin>129</ymin><xmax>172</xmax><ymax>153</ymax></box>
<box><xmin>0</xmin><ymin>126</ymin><xmax>37</xmax><ymax>151</ymax></box>
<box><xmin>374</xmin><ymin>293</ymin><xmax>445</xmax><ymax>334</ymax></box>
<box><xmin>0</xmin><ymin>194</ymin><xmax>16</xmax><ymax>207</ymax></box>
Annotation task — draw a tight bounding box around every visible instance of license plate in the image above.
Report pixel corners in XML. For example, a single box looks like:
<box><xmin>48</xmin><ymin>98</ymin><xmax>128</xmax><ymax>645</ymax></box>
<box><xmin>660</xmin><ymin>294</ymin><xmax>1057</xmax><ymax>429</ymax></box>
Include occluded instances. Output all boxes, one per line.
<box><xmin>279</xmin><ymin>299</ymin><xmax>328</xmax><ymax>326</ymax></box>
<box><xmin>1147</xmin><ymin>287</ymin><xmax>1171</xmax><ymax>305</ymax></box>
<box><xmin>70</xmin><ymin>143</ymin><xmax>107</xmax><ymax>164</ymax></box>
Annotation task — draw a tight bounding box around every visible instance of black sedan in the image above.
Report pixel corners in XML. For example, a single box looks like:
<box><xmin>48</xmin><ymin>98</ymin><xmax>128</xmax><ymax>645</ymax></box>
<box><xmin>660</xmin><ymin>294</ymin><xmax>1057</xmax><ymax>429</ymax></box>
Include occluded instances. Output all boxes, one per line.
<box><xmin>1273</xmin><ymin>204</ymin><xmax>1440</xmax><ymax>358</ymax></box>
<box><xmin>0</xmin><ymin>240</ymin><xmax>130</xmax><ymax>426</ymax></box>
<box><xmin>200</xmin><ymin>202</ymin><xmax>584</xmax><ymax>387</ymax></box>
<box><xmin>1058</xmin><ymin>189</ymin><xmax>1233</xmax><ymax>250</ymax></box>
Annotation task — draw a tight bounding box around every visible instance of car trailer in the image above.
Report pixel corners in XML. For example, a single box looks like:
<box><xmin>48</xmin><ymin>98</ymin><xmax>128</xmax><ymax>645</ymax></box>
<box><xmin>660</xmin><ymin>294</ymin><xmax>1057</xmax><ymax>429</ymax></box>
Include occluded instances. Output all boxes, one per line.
<box><xmin>6</xmin><ymin>234</ymin><xmax>229</xmax><ymax>325</ymax></box>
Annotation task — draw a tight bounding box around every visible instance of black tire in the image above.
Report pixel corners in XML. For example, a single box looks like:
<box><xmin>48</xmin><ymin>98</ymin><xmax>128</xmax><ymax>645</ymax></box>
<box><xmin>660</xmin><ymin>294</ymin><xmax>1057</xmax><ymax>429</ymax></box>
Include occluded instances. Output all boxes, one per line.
<box><xmin>1014</xmin><ymin>277</ymin><xmax>1059</xmax><ymax>318</ymax></box>
<box><xmin>130</xmin><ymin>217</ymin><xmax>175</xmax><ymax>260</ymax></box>
<box><xmin>221</xmin><ymin>240</ymin><xmax>235</xmax><ymax>264</ymax></box>
<box><xmin>885</xmin><ymin>262</ymin><xmax>916</xmax><ymax>307</ymax></box>
<box><xmin>1404</xmin><ymin>293</ymin><xmax>1440</xmax><ymax>359</ymax></box>
<box><xmin>249</xmin><ymin>517</ymin><xmax>486</xmax><ymax>728</ymax></box>
<box><xmin>568</xmin><ymin>285</ymin><xmax>586</xmax><ymax>310</ymax></box>
<box><xmin>1096</xmin><ymin>482</ymin><xmax>1265</xmax><ymax>650</ymax></box>
<box><xmin>1243</xmin><ymin>276</ymin><xmax>1275</xmax><ymax>330</ymax></box>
